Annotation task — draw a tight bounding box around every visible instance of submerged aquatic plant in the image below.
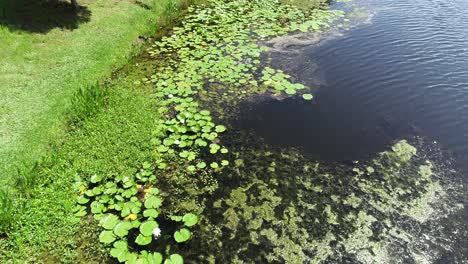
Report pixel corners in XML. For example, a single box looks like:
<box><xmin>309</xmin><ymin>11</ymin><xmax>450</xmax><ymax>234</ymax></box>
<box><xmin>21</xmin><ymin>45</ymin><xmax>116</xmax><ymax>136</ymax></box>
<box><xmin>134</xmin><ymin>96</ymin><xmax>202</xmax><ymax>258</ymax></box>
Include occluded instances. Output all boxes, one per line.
<box><xmin>188</xmin><ymin>136</ymin><xmax>466</xmax><ymax>263</ymax></box>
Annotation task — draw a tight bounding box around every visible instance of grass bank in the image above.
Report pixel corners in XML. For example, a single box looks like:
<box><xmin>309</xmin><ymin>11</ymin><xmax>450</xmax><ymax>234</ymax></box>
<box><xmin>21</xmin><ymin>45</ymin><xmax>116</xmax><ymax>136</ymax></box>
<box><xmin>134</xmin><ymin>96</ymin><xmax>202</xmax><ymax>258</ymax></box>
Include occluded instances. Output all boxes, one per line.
<box><xmin>0</xmin><ymin>68</ymin><xmax>164</xmax><ymax>262</ymax></box>
<box><xmin>0</xmin><ymin>0</ymin><xmax>187</xmax><ymax>186</ymax></box>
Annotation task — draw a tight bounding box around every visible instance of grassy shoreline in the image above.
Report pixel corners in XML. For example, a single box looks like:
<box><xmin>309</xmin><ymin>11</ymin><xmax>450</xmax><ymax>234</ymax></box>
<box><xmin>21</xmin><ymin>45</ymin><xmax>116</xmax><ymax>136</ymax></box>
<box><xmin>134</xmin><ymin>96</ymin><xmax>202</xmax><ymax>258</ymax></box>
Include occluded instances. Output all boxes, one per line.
<box><xmin>0</xmin><ymin>72</ymin><xmax>163</xmax><ymax>262</ymax></box>
<box><xmin>0</xmin><ymin>0</ymin><xmax>193</xmax><ymax>186</ymax></box>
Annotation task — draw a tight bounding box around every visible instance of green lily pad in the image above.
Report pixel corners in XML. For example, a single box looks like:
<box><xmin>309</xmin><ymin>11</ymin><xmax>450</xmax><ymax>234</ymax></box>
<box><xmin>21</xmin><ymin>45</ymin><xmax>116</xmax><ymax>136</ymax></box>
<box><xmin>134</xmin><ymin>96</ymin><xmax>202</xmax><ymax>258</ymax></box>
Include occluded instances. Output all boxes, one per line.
<box><xmin>196</xmin><ymin>162</ymin><xmax>206</xmax><ymax>169</ymax></box>
<box><xmin>77</xmin><ymin>196</ymin><xmax>89</xmax><ymax>204</ymax></box>
<box><xmin>99</xmin><ymin>230</ymin><xmax>116</xmax><ymax>244</ymax></box>
<box><xmin>113</xmin><ymin>221</ymin><xmax>133</xmax><ymax>237</ymax></box>
<box><xmin>113</xmin><ymin>239</ymin><xmax>128</xmax><ymax>249</ymax></box>
<box><xmin>215</xmin><ymin>125</ymin><xmax>226</xmax><ymax>133</ymax></box>
<box><xmin>157</xmin><ymin>145</ymin><xmax>170</xmax><ymax>153</ymax></box>
<box><xmin>302</xmin><ymin>93</ymin><xmax>313</xmax><ymax>100</ymax></box>
<box><xmin>164</xmin><ymin>254</ymin><xmax>184</xmax><ymax>264</ymax></box>
<box><xmin>195</xmin><ymin>139</ymin><xmax>207</xmax><ymax>147</ymax></box>
<box><xmin>170</xmin><ymin>215</ymin><xmax>183</xmax><ymax>222</ymax></box>
<box><xmin>90</xmin><ymin>174</ymin><xmax>102</xmax><ymax>183</ymax></box>
<box><xmin>200</xmin><ymin>110</ymin><xmax>210</xmax><ymax>116</ymax></box>
<box><xmin>91</xmin><ymin>201</ymin><xmax>105</xmax><ymax>214</ymax></box>
<box><xmin>140</xmin><ymin>220</ymin><xmax>158</xmax><ymax>237</ymax></box>
<box><xmin>135</xmin><ymin>234</ymin><xmax>152</xmax><ymax>246</ymax></box>
<box><xmin>182</xmin><ymin>213</ymin><xmax>198</xmax><ymax>227</ymax></box>
<box><xmin>121</xmin><ymin>202</ymin><xmax>135</xmax><ymax>217</ymax></box>
<box><xmin>285</xmin><ymin>88</ymin><xmax>296</xmax><ymax>95</ymax></box>
<box><xmin>131</xmin><ymin>220</ymin><xmax>141</xmax><ymax>228</ymax></box>
<box><xmin>158</xmin><ymin>162</ymin><xmax>167</xmax><ymax>169</ymax></box>
<box><xmin>145</xmin><ymin>196</ymin><xmax>162</xmax><ymax>209</ymax></box>
<box><xmin>147</xmin><ymin>252</ymin><xmax>163</xmax><ymax>264</ymax></box>
<box><xmin>100</xmin><ymin>214</ymin><xmax>120</xmax><ymax>230</ymax></box>
<box><xmin>143</xmin><ymin>209</ymin><xmax>159</xmax><ymax>218</ymax></box>
<box><xmin>111</xmin><ymin>242</ymin><xmax>128</xmax><ymax>262</ymax></box>
<box><xmin>174</xmin><ymin>228</ymin><xmax>192</xmax><ymax>243</ymax></box>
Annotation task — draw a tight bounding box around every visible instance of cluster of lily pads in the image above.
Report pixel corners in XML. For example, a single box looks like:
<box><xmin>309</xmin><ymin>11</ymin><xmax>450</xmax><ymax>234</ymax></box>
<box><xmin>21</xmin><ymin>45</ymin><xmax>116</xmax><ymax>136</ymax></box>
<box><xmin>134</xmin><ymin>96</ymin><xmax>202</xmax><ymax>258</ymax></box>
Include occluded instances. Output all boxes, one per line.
<box><xmin>153</xmin><ymin>97</ymin><xmax>230</xmax><ymax>172</ymax></box>
<box><xmin>74</xmin><ymin>0</ymin><xmax>344</xmax><ymax>263</ymax></box>
<box><xmin>73</xmin><ymin>161</ymin><xmax>201</xmax><ymax>263</ymax></box>
<box><xmin>261</xmin><ymin>67</ymin><xmax>313</xmax><ymax>99</ymax></box>
<box><xmin>145</xmin><ymin>0</ymin><xmax>343</xmax><ymax>107</ymax></box>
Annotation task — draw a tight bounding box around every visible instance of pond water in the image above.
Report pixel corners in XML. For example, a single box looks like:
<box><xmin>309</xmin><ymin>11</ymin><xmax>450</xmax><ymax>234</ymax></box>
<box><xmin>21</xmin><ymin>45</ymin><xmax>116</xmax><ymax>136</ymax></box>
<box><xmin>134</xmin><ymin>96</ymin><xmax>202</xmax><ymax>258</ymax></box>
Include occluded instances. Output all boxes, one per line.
<box><xmin>243</xmin><ymin>0</ymin><xmax>468</xmax><ymax>169</ymax></box>
<box><xmin>228</xmin><ymin>0</ymin><xmax>468</xmax><ymax>262</ymax></box>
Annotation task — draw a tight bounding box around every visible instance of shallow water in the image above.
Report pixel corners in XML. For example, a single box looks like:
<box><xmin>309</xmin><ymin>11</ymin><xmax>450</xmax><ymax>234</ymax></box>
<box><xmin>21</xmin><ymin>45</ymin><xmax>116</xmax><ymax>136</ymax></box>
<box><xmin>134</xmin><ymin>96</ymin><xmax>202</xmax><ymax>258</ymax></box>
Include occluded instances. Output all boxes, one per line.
<box><xmin>244</xmin><ymin>0</ymin><xmax>468</xmax><ymax>169</ymax></box>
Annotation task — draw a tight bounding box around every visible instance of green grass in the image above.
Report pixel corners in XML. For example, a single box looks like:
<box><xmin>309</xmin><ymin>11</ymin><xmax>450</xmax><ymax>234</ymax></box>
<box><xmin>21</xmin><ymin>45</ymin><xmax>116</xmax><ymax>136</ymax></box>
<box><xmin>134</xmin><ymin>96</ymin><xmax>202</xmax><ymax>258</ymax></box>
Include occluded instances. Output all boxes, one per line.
<box><xmin>0</xmin><ymin>70</ymin><xmax>163</xmax><ymax>262</ymax></box>
<box><xmin>0</xmin><ymin>0</ymin><xmax>183</xmax><ymax>186</ymax></box>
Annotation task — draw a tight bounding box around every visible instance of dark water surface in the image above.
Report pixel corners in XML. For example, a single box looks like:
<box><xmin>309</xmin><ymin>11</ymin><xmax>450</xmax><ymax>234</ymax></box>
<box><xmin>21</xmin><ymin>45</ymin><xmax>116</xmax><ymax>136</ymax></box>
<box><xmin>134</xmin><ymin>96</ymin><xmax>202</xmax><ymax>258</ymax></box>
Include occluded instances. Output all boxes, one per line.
<box><xmin>244</xmin><ymin>0</ymin><xmax>468</xmax><ymax>170</ymax></box>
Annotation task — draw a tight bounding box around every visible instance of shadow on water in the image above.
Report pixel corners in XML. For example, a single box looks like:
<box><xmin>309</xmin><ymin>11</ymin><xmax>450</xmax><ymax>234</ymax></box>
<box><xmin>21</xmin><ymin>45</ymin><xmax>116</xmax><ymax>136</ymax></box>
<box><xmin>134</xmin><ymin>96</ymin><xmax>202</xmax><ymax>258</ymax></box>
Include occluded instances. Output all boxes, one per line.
<box><xmin>0</xmin><ymin>0</ymin><xmax>91</xmax><ymax>33</ymax></box>
<box><xmin>240</xmin><ymin>91</ymin><xmax>417</xmax><ymax>161</ymax></box>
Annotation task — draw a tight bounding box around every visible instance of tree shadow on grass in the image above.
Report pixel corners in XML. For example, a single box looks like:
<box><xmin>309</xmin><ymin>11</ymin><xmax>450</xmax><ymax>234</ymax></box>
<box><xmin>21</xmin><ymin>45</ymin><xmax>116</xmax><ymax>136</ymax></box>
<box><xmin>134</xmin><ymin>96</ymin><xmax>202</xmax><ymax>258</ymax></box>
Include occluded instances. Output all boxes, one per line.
<box><xmin>0</xmin><ymin>0</ymin><xmax>91</xmax><ymax>34</ymax></box>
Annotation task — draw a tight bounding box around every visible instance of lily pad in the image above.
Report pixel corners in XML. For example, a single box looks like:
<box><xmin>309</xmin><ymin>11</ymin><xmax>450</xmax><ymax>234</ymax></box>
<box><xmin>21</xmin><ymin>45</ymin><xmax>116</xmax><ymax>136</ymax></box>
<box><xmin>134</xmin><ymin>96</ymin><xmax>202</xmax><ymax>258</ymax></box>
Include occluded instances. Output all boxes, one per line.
<box><xmin>143</xmin><ymin>209</ymin><xmax>159</xmax><ymax>218</ymax></box>
<box><xmin>100</xmin><ymin>214</ymin><xmax>120</xmax><ymax>230</ymax></box>
<box><xmin>182</xmin><ymin>213</ymin><xmax>198</xmax><ymax>227</ymax></box>
<box><xmin>77</xmin><ymin>196</ymin><xmax>90</xmax><ymax>204</ymax></box>
<box><xmin>174</xmin><ymin>228</ymin><xmax>192</xmax><ymax>243</ymax></box>
<box><xmin>215</xmin><ymin>125</ymin><xmax>226</xmax><ymax>133</ymax></box>
<box><xmin>285</xmin><ymin>88</ymin><xmax>296</xmax><ymax>95</ymax></box>
<box><xmin>135</xmin><ymin>234</ymin><xmax>152</xmax><ymax>246</ymax></box>
<box><xmin>164</xmin><ymin>254</ymin><xmax>184</xmax><ymax>264</ymax></box>
<box><xmin>111</xmin><ymin>241</ymin><xmax>129</xmax><ymax>262</ymax></box>
<box><xmin>90</xmin><ymin>174</ymin><xmax>102</xmax><ymax>183</ymax></box>
<box><xmin>113</xmin><ymin>221</ymin><xmax>133</xmax><ymax>237</ymax></box>
<box><xmin>157</xmin><ymin>145</ymin><xmax>170</xmax><ymax>153</ymax></box>
<box><xmin>99</xmin><ymin>230</ymin><xmax>116</xmax><ymax>244</ymax></box>
<box><xmin>140</xmin><ymin>220</ymin><xmax>159</xmax><ymax>237</ymax></box>
<box><xmin>170</xmin><ymin>215</ymin><xmax>183</xmax><ymax>222</ymax></box>
<box><xmin>91</xmin><ymin>201</ymin><xmax>105</xmax><ymax>214</ymax></box>
<box><xmin>302</xmin><ymin>93</ymin><xmax>313</xmax><ymax>100</ymax></box>
<box><xmin>145</xmin><ymin>196</ymin><xmax>162</xmax><ymax>209</ymax></box>
<box><xmin>196</xmin><ymin>162</ymin><xmax>206</xmax><ymax>169</ymax></box>
<box><xmin>147</xmin><ymin>252</ymin><xmax>163</xmax><ymax>264</ymax></box>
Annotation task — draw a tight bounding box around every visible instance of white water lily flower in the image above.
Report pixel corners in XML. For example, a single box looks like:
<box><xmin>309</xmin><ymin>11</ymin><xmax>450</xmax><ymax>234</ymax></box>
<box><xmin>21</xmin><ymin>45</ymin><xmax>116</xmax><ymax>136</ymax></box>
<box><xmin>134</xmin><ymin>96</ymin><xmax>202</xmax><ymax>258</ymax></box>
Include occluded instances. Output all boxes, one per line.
<box><xmin>174</xmin><ymin>140</ymin><xmax>180</xmax><ymax>145</ymax></box>
<box><xmin>168</xmin><ymin>94</ymin><xmax>174</xmax><ymax>98</ymax></box>
<box><xmin>180</xmin><ymin>119</ymin><xmax>185</xmax><ymax>124</ymax></box>
<box><xmin>153</xmin><ymin>227</ymin><xmax>162</xmax><ymax>239</ymax></box>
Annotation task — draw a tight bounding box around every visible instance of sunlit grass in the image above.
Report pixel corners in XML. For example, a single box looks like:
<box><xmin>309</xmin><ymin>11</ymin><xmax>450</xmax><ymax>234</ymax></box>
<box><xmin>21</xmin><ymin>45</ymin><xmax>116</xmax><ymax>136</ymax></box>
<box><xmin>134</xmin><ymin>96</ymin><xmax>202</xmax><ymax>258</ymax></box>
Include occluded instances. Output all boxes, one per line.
<box><xmin>0</xmin><ymin>0</ymin><xmax>185</xmax><ymax>186</ymax></box>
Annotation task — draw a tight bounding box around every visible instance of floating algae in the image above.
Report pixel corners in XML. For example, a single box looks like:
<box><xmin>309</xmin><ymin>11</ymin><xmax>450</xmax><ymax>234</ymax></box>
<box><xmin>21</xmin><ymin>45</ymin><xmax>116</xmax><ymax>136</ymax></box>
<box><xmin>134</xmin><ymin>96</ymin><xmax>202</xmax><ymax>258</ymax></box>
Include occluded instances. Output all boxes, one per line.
<box><xmin>188</xmin><ymin>136</ymin><xmax>467</xmax><ymax>263</ymax></box>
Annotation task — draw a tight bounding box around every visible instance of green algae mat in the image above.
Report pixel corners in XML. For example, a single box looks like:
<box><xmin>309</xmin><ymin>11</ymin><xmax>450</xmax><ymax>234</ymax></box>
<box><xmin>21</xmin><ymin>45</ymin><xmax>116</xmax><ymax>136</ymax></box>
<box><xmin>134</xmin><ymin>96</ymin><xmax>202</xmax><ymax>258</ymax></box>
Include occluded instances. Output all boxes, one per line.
<box><xmin>68</xmin><ymin>0</ymin><xmax>467</xmax><ymax>263</ymax></box>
